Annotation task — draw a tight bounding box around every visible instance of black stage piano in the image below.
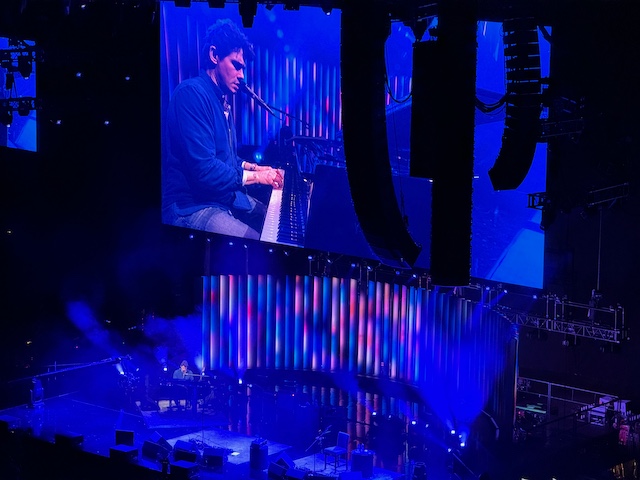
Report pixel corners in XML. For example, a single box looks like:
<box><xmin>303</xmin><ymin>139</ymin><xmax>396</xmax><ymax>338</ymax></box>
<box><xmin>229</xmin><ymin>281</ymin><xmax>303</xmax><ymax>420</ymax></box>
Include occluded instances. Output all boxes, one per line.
<box><xmin>150</xmin><ymin>374</ymin><xmax>216</xmax><ymax>414</ymax></box>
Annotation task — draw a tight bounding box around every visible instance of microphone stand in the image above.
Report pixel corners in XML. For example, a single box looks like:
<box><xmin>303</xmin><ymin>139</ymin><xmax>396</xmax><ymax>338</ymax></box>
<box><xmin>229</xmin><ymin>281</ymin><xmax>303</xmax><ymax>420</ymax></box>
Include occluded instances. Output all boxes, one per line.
<box><xmin>305</xmin><ymin>425</ymin><xmax>331</xmax><ymax>473</ymax></box>
<box><xmin>270</xmin><ymin>105</ymin><xmax>311</xmax><ymax>132</ymax></box>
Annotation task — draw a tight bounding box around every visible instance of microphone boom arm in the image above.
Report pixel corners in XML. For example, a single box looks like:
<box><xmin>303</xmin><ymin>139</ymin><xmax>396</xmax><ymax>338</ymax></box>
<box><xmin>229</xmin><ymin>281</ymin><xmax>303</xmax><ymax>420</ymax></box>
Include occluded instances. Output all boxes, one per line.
<box><xmin>240</xmin><ymin>81</ymin><xmax>278</xmax><ymax>118</ymax></box>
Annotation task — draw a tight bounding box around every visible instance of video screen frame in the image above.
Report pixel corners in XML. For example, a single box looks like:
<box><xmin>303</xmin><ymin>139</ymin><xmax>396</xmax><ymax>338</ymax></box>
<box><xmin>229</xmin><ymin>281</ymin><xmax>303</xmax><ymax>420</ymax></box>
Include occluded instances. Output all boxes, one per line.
<box><xmin>160</xmin><ymin>2</ymin><xmax>550</xmax><ymax>289</ymax></box>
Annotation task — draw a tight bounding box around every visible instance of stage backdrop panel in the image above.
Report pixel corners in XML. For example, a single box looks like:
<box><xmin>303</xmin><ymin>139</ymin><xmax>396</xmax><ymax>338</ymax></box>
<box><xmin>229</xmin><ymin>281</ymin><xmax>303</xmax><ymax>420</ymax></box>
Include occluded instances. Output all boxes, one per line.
<box><xmin>201</xmin><ymin>274</ymin><xmax>517</xmax><ymax>435</ymax></box>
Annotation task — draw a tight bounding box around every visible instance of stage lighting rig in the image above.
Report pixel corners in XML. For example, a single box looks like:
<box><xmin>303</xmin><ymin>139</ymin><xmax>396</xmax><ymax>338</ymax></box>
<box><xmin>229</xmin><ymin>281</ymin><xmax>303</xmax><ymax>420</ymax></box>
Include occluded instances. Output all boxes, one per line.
<box><xmin>3</xmin><ymin>72</ymin><xmax>14</xmax><ymax>91</ymax></box>
<box><xmin>1</xmin><ymin>108</ymin><xmax>13</xmax><ymax>127</ymax></box>
<box><xmin>17</xmin><ymin>98</ymin><xmax>32</xmax><ymax>116</ymax></box>
<box><xmin>1</xmin><ymin>39</ymin><xmax>38</xmax><ymax>80</ymax></box>
<box><xmin>321</xmin><ymin>0</ymin><xmax>333</xmax><ymax>15</ymax></box>
<box><xmin>1</xmin><ymin>97</ymin><xmax>39</xmax><ymax>125</ymax></box>
<box><xmin>239</xmin><ymin>0</ymin><xmax>257</xmax><ymax>28</ymax></box>
<box><xmin>17</xmin><ymin>54</ymin><xmax>32</xmax><ymax>79</ymax></box>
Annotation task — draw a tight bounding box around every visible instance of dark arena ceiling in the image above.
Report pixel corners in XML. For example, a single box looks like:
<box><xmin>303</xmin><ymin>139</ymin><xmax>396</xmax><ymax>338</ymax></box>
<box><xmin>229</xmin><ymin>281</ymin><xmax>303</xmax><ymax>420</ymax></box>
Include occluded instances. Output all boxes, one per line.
<box><xmin>1</xmin><ymin>0</ymin><xmax>640</xmax><ymax>37</ymax></box>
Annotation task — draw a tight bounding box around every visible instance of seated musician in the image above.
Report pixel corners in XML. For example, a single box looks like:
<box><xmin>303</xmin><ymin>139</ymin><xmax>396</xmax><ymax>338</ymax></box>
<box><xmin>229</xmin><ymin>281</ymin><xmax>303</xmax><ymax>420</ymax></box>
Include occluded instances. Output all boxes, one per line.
<box><xmin>162</xmin><ymin>18</ymin><xmax>283</xmax><ymax>240</ymax></box>
<box><xmin>171</xmin><ymin>360</ymin><xmax>196</xmax><ymax>410</ymax></box>
<box><xmin>173</xmin><ymin>360</ymin><xmax>195</xmax><ymax>382</ymax></box>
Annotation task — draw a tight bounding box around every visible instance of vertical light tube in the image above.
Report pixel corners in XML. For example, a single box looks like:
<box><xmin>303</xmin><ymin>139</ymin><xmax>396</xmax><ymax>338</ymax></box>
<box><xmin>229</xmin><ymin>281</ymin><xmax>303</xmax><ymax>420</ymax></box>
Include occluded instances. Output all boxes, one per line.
<box><xmin>330</xmin><ymin>277</ymin><xmax>340</xmax><ymax>371</ymax></box>
<box><xmin>357</xmin><ymin>279</ymin><xmax>367</xmax><ymax>373</ymax></box>
<box><xmin>349</xmin><ymin>278</ymin><xmax>358</xmax><ymax>373</ymax></box>
<box><xmin>228</xmin><ymin>274</ymin><xmax>237</xmax><ymax>371</ymax></box>
<box><xmin>275</xmin><ymin>276</ymin><xmax>283</xmax><ymax>369</ymax></box>
<box><xmin>294</xmin><ymin>275</ymin><xmax>304</xmax><ymax>369</ymax></box>
<box><xmin>266</xmin><ymin>274</ymin><xmax>275</xmax><ymax>368</ymax></box>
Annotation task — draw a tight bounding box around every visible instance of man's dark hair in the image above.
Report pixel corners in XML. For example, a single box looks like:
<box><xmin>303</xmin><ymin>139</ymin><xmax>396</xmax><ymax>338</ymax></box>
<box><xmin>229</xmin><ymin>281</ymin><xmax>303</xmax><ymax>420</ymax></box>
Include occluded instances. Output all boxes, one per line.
<box><xmin>180</xmin><ymin>360</ymin><xmax>189</xmax><ymax>368</ymax></box>
<box><xmin>201</xmin><ymin>19</ymin><xmax>254</xmax><ymax>69</ymax></box>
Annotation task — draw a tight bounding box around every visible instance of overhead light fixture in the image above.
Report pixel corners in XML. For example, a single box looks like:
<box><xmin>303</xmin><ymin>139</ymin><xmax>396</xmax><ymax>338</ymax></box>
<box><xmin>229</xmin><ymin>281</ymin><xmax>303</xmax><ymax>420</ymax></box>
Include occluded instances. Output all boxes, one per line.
<box><xmin>207</xmin><ymin>0</ymin><xmax>225</xmax><ymax>7</ymax></box>
<box><xmin>239</xmin><ymin>0</ymin><xmax>257</xmax><ymax>28</ymax></box>
<box><xmin>17</xmin><ymin>99</ymin><xmax>31</xmax><ymax>116</ymax></box>
<box><xmin>18</xmin><ymin>55</ymin><xmax>32</xmax><ymax>79</ymax></box>
<box><xmin>0</xmin><ymin>109</ymin><xmax>12</xmax><ymax>127</ymax></box>
<box><xmin>4</xmin><ymin>72</ymin><xmax>14</xmax><ymax>91</ymax></box>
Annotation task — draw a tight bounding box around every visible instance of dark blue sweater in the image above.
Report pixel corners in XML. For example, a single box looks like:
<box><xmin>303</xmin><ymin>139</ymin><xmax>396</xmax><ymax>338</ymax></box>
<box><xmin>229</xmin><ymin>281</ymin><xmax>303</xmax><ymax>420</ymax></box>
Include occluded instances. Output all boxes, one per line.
<box><xmin>163</xmin><ymin>70</ymin><xmax>251</xmax><ymax>215</ymax></box>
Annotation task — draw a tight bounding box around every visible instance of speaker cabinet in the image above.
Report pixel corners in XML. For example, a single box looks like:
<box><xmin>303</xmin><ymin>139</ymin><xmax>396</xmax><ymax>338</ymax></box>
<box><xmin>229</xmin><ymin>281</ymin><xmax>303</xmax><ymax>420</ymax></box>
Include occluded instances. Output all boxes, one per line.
<box><xmin>268</xmin><ymin>461</ymin><xmax>288</xmax><ymax>479</ymax></box>
<box><xmin>202</xmin><ymin>447</ymin><xmax>227</xmax><ymax>469</ymax></box>
<box><xmin>285</xmin><ymin>468</ymin><xmax>309</xmax><ymax>480</ymax></box>
<box><xmin>170</xmin><ymin>459</ymin><xmax>199</xmax><ymax>480</ymax></box>
<box><xmin>174</xmin><ymin>440</ymin><xmax>198</xmax><ymax>463</ymax></box>
<box><xmin>109</xmin><ymin>444</ymin><xmax>138</xmax><ymax>463</ymax></box>
<box><xmin>276</xmin><ymin>453</ymin><xmax>295</xmax><ymax>470</ymax></box>
<box><xmin>142</xmin><ymin>434</ymin><xmax>171</xmax><ymax>461</ymax></box>
<box><xmin>115</xmin><ymin>429</ymin><xmax>134</xmax><ymax>446</ymax></box>
<box><xmin>250</xmin><ymin>440</ymin><xmax>268</xmax><ymax>470</ymax></box>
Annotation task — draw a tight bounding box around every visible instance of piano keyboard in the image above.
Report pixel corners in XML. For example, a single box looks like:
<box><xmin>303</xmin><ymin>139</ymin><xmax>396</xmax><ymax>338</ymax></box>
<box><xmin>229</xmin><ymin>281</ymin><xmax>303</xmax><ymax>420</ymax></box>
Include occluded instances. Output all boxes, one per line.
<box><xmin>260</xmin><ymin>187</ymin><xmax>283</xmax><ymax>244</ymax></box>
<box><xmin>260</xmin><ymin>168</ymin><xmax>310</xmax><ymax>246</ymax></box>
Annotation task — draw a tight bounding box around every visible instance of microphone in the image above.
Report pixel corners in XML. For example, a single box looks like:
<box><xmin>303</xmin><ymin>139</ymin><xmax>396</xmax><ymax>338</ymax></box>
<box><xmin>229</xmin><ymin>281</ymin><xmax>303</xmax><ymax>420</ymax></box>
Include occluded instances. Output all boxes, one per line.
<box><xmin>239</xmin><ymin>81</ymin><xmax>277</xmax><ymax>117</ymax></box>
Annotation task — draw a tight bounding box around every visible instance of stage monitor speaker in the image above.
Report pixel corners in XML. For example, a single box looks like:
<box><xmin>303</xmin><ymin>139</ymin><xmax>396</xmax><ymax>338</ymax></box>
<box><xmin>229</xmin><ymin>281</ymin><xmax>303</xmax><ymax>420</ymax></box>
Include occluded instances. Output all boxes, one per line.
<box><xmin>202</xmin><ymin>447</ymin><xmax>227</xmax><ymax>468</ymax></box>
<box><xmin>174</xmin><ymin>440</ymin><xmax>198</xmax><ymax>463</ymax></box>
<box><xmin>149</xmin><ymin>431</ymin><xmax>172</xmax><ymax>451</ymax></box>
<box><xmin>142</xmin><ymin>433</ymin><xmax>171</xmax><ymax>461</ymax></box>
<box><xmin>170</xmin><ymin>459</ymin><xmax>199</xmax><ymax>480</ymax></box>
<box><xmin>268</xmin><ymin>461</ymin><xmax>288</xmax><ymax>479</ymax></box>
<box><xmin>276</xmin><ymin>452</ymin><xmax>295</xmax><ymax>470</ymax></box>
<box><xmin>142</xmin><ymin>440</ymin><xmax>170</xmax><ymax>461</ymax></box>
<box><xmin>285</xmin><ymin>468</ymin><xmax>309</xmax><ymax>480</ymax></box>
<box><xmin>115</xmin><ymin>429</ymin><xmax>134</xmax><ymax>446</ymax></box>
<box><xmin>109</xmin><ymin>444</ymin><xmax>138</xmax><ymax>463</ymax></box>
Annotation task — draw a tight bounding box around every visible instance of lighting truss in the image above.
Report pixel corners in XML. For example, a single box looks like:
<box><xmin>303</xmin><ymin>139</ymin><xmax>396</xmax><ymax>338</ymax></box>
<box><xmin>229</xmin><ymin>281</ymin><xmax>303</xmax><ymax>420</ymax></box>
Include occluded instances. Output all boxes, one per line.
<box><xmin>526</xmin><ymin>191</ymin><xmax>549</xmax><ymax>210</ymax></box>
<box><xmin>0</xmin><ymin>97</ymin><xmax>38</xmax><ymax>115</ymax></box>
<box><xmin>495</xmin><ymin>305</ymin><xmax>625</xmax><ymax>344</ymax></box>
<box><xmin>587</xmin><ymin>183</ymin><xmax>629</xmax><ymax>207</ymax></box>
<box><xmin>0</xmin><ymin>40</ymin><xmax>38</xmax><ymax>79</ymax></box>
<box><xmin>539</xmin><ymin>117</ymin><xmax>584</xmax><ymax>139</ymax></box>
<box><xmin>539</xmin><ymin>94</ymin><xmax>585</xmax><ymax>140</ymax></box>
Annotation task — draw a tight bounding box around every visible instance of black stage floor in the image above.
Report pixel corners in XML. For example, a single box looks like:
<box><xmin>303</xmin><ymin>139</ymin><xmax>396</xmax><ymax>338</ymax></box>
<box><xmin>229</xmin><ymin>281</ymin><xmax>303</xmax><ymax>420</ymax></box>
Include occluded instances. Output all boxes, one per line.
<box><xmin>1</xmin><ymin>377</ymin><xmax>637</xmax><ymax>480</ymax></box>
<box><xmin>0</xmin><ymin>390</ymin><xmax>437</xmax><ymax>480</ymax></box>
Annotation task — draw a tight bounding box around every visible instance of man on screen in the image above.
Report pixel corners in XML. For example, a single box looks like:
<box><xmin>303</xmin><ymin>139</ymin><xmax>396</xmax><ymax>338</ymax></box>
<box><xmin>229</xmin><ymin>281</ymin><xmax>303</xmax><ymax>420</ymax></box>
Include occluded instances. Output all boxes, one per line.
<box><xmin>163</xmin><ymin>19</ymin><xmax>283</xmax><ymax>240</ymax></box>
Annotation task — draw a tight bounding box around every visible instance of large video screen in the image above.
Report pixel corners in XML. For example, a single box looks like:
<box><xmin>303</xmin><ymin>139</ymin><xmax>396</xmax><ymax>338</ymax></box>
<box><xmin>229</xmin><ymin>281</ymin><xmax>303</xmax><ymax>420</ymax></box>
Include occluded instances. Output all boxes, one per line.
<box><xmin>0</xmin><ymin>37</ymin><xmax>37</xmax><ymax>152</ymax></box>
<box><xmin>160</xmin><ymin>2</ymin><xmax>426</xmax><ymax>263</ymax></box>
<box><xmin>160</xmin><ymin>2</ymin><xmax>549</xmax><ymax>289</ymax></box>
